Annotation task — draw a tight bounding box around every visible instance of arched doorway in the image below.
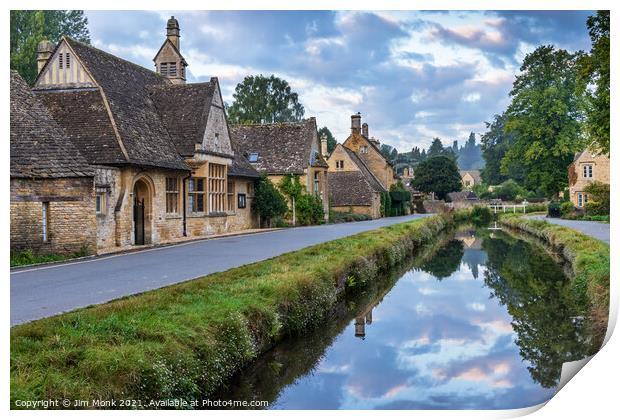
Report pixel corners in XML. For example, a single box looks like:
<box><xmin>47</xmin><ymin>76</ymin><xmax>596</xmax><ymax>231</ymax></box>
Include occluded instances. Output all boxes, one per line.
<box><xmin>133</xmin><ymin>178</ymin><xmax>153</xmax><ymax>245</ymax></box>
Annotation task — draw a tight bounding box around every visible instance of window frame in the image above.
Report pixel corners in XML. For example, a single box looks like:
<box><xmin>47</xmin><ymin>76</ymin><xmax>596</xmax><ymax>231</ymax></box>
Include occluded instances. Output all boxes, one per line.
<box><xmin>208</xmin><ymin>163</ymin><xmax>227</xmax><ymax>214</ymax></box>
<box><xmin>188</xmin><ymin>178</ymin><xmax>206</xmax><ymax>213</ymax></box>
<box><xmin>227</xmin><ymin>180</ymin><xmax>235</xmax><ymax>212</ymax></box>
<box><xmin>237</xmin><ymin>193</ymin><xmax>247</xmax><ymax>209</ymax></box>
<box><xmin>583</xmin><ymin>164</ymin><xmax>593</xmax><ymax>179</ymax></box>
<box><xmin>165</xmin><ymin>177</ymin><xmax>180</xmax><ymax>214</ymax></box>
<box><xmin>95</xmin><ymin>191</ymin><xmax>106</xmax><ymax>215</ymax></box>
<box><xmin>42</xmin><ymin>202</ymin><xmax>50</xmax><ymax>242</ymax></box>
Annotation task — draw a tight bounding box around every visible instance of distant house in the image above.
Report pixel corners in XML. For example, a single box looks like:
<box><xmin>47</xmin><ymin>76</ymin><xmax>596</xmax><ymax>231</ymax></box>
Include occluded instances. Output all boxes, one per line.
<box><xmin>230</xmin><ymin>118</ymin><xmax>330</xmax><ymax>220</ymax></box>
<box><xmin>459</xmin><ymin>170</ymin><xmax>481</xmax><ymax>189</ymax></box>
<box><xmin>568</xmin><ymin>148</ymin><xmax>610</xmax><ymax>208</ymax></box>
<box><xmin>327</xmin><ymin>114</ymin><xmax>397</xmax><ymax>218</ymax></box>
<box><xmin>327</xmin><ymin>144</ymin><xmax>387</xmax><ymax>218</ymax></box>
<box><xmin>10</xmin><ymin>71</ymin><xmax>96</xmax><ymax>255</ymax></box>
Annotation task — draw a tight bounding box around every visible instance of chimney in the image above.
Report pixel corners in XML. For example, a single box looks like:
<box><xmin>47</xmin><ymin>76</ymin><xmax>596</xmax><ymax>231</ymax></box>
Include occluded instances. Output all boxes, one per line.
<box><xmin>37</xmin><ymin>40</ymin><xmax>54</xmax><ymax>75</ymax></box>
<box><xmin>320</xmin><ymin>133</ymin><xmax>328</xmax><ymax>158</ymax></box>
<box><xmin>351</xmin><ymin>112</ymin><xmax>361</xmax><ymax>135</ymax></box>
<box><xmin>362</xmin><ymin>123</ymin><xmax>369</xmax><ymax>138</ymax></box>
<box><xmin>167</xmin><ymin>16</ymin><xmax>180</xmax><ymax>50</ymax></box>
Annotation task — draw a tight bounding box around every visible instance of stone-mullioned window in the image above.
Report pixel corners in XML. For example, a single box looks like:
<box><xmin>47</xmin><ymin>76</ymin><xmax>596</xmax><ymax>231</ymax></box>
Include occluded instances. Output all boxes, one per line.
<box><xmin>208</xmin><ymin>163</ymin><xmax>226</xmax><ymax>213</ymax></box>
<box><xmin>188</xmin><ymin>178</ymin><xmax>205</xmax><ymax>213</ymax></box>
<box><xmin>165</xmin><ymin>177</ymin><xmax>179</xmax><ymax>214</ymax></box>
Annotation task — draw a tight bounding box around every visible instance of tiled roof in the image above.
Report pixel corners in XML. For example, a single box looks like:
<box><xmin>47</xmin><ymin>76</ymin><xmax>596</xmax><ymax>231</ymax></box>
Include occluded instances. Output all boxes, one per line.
<box><xmin>35</xmin><ymin>89</ymin><xmax>126</xmax><ymax>165</ymax></box>
<box><xmin>10</xmin><ymin>71</ymin><xmax>94</xmax><ymax>179</ymax></box>
<box><xmin>230</xmin><ymin>118</ymin><xmax>326</xmax><ymax>175</ymax></box>
<box><xmin>229</xmin><ymin>135</ymin><xmax>260</xmax><ymax>179</ymax></box>
<box><xmin>328</xmin><ymin>171</ymin><xmax>380</xmax><ymax>207</ymax></box>
<box><xmin>148</xmin><ymin>81</ymin><xmax>220</xmax><ymax>157</ymax></box>
<box><xmin>62</xmin><ymin>38</ymin><xmax>188</xmax><ymax>170</ymax></box>
<box><xmin>342</xmin><ymin>147</ymin><xmax>386</xmax><ymax>193</ymax></box>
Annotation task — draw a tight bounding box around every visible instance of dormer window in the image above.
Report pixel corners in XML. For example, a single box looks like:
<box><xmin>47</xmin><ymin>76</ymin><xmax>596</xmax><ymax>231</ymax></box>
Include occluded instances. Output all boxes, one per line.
<box><xmin>248</xmin><ymin>153</ymin><xmax>259</xmax><ymax>163</ymax></box>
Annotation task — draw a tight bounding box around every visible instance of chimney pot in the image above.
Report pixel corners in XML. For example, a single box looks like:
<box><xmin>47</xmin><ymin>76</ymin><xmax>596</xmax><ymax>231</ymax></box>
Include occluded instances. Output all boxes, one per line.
<box><xmin>362</xmin><ymin>123</ymin><xmax>369</xmax><ymax>138</ymax></box>
<box><xmin>351</xmin><ymin>112</ymin><xmax>361</xmax><ymax>135</ymax></box>
<box><xmin>320</xmin><ymin>134</ymin><xmax>328</xmax><ymax>158</ymax></box>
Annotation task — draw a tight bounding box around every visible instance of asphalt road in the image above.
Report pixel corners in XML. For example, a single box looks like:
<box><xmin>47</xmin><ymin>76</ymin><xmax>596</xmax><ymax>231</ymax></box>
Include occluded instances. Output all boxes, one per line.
<box><xmin>526</xmin><ymin>215</ymin><xmax>610</xmax><ymax>244</ymax></box>
<box><xmin>11</xmin><ymin>214</ymin><xmax>431</xmax><ymax>325</ymax></box>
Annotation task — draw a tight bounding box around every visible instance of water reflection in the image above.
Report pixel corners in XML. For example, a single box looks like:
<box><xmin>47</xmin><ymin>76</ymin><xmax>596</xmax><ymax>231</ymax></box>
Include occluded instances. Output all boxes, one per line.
<box><xmin>215</xmin><ymin>227</ymin><xmax>589</xmax><ymax>409</ymax></box>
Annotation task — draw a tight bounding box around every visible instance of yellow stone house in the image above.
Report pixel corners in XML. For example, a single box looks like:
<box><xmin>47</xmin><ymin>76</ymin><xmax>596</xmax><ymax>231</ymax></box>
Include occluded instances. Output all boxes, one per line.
<box><xmin>568</xmin><ymin>148</ymin><xmax>610</xmax><ymax>208</ymax></box>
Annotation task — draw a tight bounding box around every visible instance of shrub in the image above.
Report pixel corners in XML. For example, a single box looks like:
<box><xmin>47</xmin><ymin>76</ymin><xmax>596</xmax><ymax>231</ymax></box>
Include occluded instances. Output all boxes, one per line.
<box><xmin>584</xmin><ymin>182</ymin><xmax>610</xmax><ymax>216</ymax></box>
<box><xmin>329</xmin><ymin>211</ymin><xmax>371</xmax><ymax>223</ymax></box>
<box><xmin>388</xmin><ymin>181</ymin><xmax>411</xmax><ymax>216</ymax></box>
<box><xmin>470</xmin><ymin>206</ymin><xmax>492</xmax><ymax>226</ymax></box>
<box><xmin>295</xmin><ymin>194</ymin><xmax>325</xmax><ymax>225</ymax></box>
<box><xmin>495</xmin><ymin>179</ymin><xmax>527</xmax><ymax>201</ymax></box>
<box><xmin>253</xmin><ymin>176</ymin><xmax>288</xmax><ymax>227</ymax></box>
<box><xmin>560</xmin><ymin>201</ymin><xmax>575</xmax><ymax>217</ymax></box>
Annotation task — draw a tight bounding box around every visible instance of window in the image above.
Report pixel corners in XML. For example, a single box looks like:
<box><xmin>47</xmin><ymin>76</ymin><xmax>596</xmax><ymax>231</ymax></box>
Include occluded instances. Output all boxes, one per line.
<box><xmin>58</xmin><ymin>54</ymin><xmax>63</xmax><ymax>69</ymax></box>
<box><xmin>96</xmin><ymin>192</ymin><xmax>106</xmax><ymax>215</ymax></box>
<box><xmin>248</xmin><ymin>153</ymin><xmax>259</xmax><ymax>163</ymax></box>
<box><xmin>314</xmin><ymin>172</ymin><xmax>320</xmax><ymax>195</ymax></box>
<box><xmin>577</xmin><ymin>192</ymin><xmax>588</xmax><ymax>208</ymax></box>
<box><xmin>66</xmin><ymin>53</ymin><xmax>70</xmax><ymax>69</ymax></box>
<box><xmin>166</xmin><ymin>177</ymin><xmax>179</xmax><ymax>214</ymax></box>
<box><xmin>238</xmin><ymin>193</ymin><xmax>247</xmax><ymax>209</ymax></box>
<box><xmin>583</xmin><ymin>164</ymin><xmax>593</xmax><ymax>178</ymax></box>
<box><xmin>335</xmin><ymin>159</ymin><xmax>344</xmax><ymax>170</ymax></box>
<box><xmin>227</xmin><ymin>180</ymin><xmax>234</xmax><ymax>211</ymax></box>
<box><xmin>208</xmin><ymin>163</ymin><xmax>226</xmax><ymax>213</ymax></box>
<box><xmin>42</xmin><ymin>202</ymin><xmax>49</xmax><ymax>242</ymax></box>
<box><xmin>361</xmin><ymin>146</ymin><xmax>368</xmax><ymax>154</ymax></box>
<box><xmin>188</xmin><ymin>178</ymin><xmax>205</xmax><ymax>213</ymax></box>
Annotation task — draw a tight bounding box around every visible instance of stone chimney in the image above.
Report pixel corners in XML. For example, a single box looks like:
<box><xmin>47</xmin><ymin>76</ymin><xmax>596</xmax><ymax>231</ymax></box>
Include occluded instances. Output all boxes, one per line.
<box><xmin>167</xmin><ymin>16</ymin><xmax>180</xmax><ymax>50</ymax></box>
<box><xmin>37</xmin><ymin>40</ymin><xmax>54</xmax><ymax>75</ymax></box>
<box><xmin>320</xmin><ymin>133</ymin><xmax>328</xmax><ymax>158</ymax></box>
<box><xmin>362</xmin><ymin>123</ymin><xmax>369</xmax><ymax>138</ymax></box>
<box><xmin>351</xmin><ymin>112</ymin><xmax>361</xmax><ymax>135</ymax></box>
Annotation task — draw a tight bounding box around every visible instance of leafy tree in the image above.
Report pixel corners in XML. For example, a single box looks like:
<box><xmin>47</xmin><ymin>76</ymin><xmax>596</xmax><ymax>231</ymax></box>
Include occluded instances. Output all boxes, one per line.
<box><xmin>252</xmin><ymin>175</ymin><xmax>288</xmax><ymax>227</ymax></box>
<box><xmin>578</xmin><ymin>11</ymin><xmax>610</xmax><ymax>155</ymax></box>
<box><xmin>318</xmin><ymin>126</ymin><xmax>337</xmax><ymax>154</ymax></box>
<box><xmin>411</xmin><ymin>156</ymin><xmax>462</xmax><ymax>200</ymax></box>
<box><xmin>10</xmin><ymin>10</ymin><xmax>90</xmax><ymax>85</ymax></box>
<box><xmin>226</xmin><ymin>75</ymin><xmax>305</xmax><ymax>124</ymax></box>
<box><xmin>503</xmin><ymin>45</ymin><xmax>586</xmax><ymax>197</ymax></box>
<box><xmin>388</xmin><ymin>181</ymin><xmax>411</xmax><ymax>216</ymax></box>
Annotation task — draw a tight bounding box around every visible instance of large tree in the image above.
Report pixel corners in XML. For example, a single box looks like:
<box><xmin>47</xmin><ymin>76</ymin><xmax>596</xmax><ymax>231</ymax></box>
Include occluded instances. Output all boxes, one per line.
<box><xmin>318</xmin><ymin>126</ymin><xmax>337</xmax><ymax>154</ymax></box>
<box><xmin>411</xmin><ymin>156</ymin><xmax>462</xmax><ymax>200</ymax></box>
<box><xmin>457</xmin><ymin>132</ymin><xmax>483</xmax><ymax>170</ymax></box>
<box><xmin>427</xmin><ymin>137</ymin><xmax>456</xmax><ymax>161</ymax></box>
<box><xmin>226</xmin><ymin>75</ymin><xmax>305</xmax><ymax>124</ymax></box>
<box><xmin>502</xmin><ymin>45</ymin><xmax>586</xmax><ymax>197</ymax></box>
<box><xmin>480</xmin><ymin>113</ymin><xmax>523</xmax><ymax>185</ymax></box>
<box><xmin>578</xmin><ymin>11</ymin><xmax>610</xmax><ymax>155</ymax></box>
<box><xmin>10</xmin><ymin>10</ymin><xmax>90</xmax><ymax>85</ymax></box>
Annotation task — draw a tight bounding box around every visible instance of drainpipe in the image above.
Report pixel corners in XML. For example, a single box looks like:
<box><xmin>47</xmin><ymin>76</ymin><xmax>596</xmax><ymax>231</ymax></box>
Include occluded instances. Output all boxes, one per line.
<box><xmin>182</xmin><ymin>173</ymin><xmax>191</xmax><ymax>236</ymax></box>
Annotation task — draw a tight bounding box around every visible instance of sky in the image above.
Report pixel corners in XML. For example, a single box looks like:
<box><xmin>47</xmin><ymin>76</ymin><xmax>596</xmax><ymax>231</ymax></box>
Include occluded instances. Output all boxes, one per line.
<box><xmin>85</xmin><ymin>10</ymin><xmax>594</xmax><ymax>153</ymax></box>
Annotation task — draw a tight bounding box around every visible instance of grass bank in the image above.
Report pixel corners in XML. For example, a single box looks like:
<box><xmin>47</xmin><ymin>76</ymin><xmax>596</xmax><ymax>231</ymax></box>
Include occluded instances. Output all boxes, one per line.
<box><xmin>499</xmin><ymin>213</ymin><xmax>610</xmax><ymax>348</ymax></box>
<box><xmin>10</xmin><ymin>248</ymin><xmax>90</xmax><ymax>268</ymax></box>
<box><xmin>11</xmin><ymin>213</ymin><xmax>456</xmax><ymax>407</ymax></box>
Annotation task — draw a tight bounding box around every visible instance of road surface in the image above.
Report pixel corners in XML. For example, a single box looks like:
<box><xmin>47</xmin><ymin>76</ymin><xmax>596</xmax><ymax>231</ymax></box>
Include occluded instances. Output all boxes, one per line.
<box><xmin>526</xmin><ymin>215</ymin><xmax>610</xmax><ymax>244</ymax></box>
<box><xmin>11</xmin><ymin>214</ymin><xmax>431</xmax><ymax>325</ymax></box>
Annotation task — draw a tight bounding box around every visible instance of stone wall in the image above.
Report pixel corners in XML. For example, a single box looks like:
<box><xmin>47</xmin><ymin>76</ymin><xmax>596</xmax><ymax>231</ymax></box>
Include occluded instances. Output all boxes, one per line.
<box><xmin>343</xmin><ymin>133</ymin><xmax>395</xmax><ymax>190</ymax></box>
<box><xmin>568</xmin><ymin>150</ymin><xmax>610</xmax><ymax>207</ymax></box>
<box><xmin>10</xmin><ymin>177</ymin><xmax>97</xmax><ymax>255</ymax></box>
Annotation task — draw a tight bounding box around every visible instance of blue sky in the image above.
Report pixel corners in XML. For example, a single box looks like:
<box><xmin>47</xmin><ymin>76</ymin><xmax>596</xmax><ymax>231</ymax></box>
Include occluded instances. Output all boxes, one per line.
<box><xmin>85</xmin><ymin>10</ymin><xmax>594</xmax><ymax>152</ymax></box>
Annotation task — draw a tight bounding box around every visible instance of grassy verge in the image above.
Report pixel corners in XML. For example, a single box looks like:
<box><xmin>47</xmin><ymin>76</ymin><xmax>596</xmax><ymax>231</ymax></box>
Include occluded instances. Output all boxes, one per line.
<box><xmin>499</xmin><ymin>213</ymin><xmax>610</xmax><ymax>348</ymax></box>
<box><xmin>11</xmin><ymin>213</ymin><xmax>456</xmax><ymax>407</ymax></box>
<box><xmin>10</xmin><ymin>248</ymin><xmax>90</xmax><ymax>268</ymax></box>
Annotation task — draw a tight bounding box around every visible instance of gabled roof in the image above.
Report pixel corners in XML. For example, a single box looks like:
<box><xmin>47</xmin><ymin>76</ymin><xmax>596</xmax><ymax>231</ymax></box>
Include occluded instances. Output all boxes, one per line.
<box><xmin>148</xmin><ymin>81</ymin><xmax>217</xmax><ymax>156</ymax></box>
<box><xmin>41</xmin><ymin>37</ymin><xmax>188</xmax><ymax>171</ymax></box>
<box><xmin>345</xmin><ymin>131</ymin><xmax>395</xmax><ymax>169</ymax></box>
<box><xmin>459</xmin><ymin>170</ymin><xmax>481</xmax><ymax>183</ymax></box>
<box><xmin>230</xmin><ymin>118</ymin><xmax>326</xmax><ymax>175</ymax></box>
<box><xmin>328</xmin><ymin>172</ymin><xmax>380</xmax><ymax>207</ymax></box>
<box><xmin>229</xmin><ymin>136</ymin><xmax>261</xmax><ymax>179</ymax></box>
<box><xmin>10</xmin><ymin>71</ymin><xmax>93</xmax><ymax>179</ymax></box>
<box><xmin>153</xmin><ymin>38</ymin><xmax>188</xmax><ymax>65</ymax></box>
<box><xmin>341</xmin><ymin>146</ymin><xmax>387</xmax><ymax>193</ymax></box>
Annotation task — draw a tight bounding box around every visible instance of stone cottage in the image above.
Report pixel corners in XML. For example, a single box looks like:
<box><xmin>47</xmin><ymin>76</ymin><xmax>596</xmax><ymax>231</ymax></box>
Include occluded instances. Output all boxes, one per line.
<box><xmin>230</xmin><ymin>118</ymin><xmax>330</xmax><ymax>220</ymax></box>
<box><xmin>10</xmin><ymin>70</ymin><xmax>96</xmax><ymax>255</ymax></box>
<box><xmin>459</xmin><ymin>170</ymin><xmax>481</xmax><ymax>189</ymax></box>
<box><xmin>568</xmin><ymin>148</ymin><xmax>610</xmax><ymax>208</ymax></box>
<box><xmin>21</xmin><ymin>16</ymin><xmax>259</xmax><ymax>254</ymax></box>
<box><xmin>326</xmin><ymin>114</ymin><xmax>396</xmax><ymax>218</ymax></box>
